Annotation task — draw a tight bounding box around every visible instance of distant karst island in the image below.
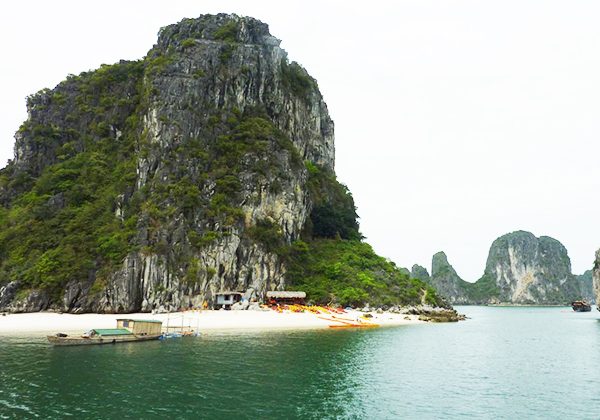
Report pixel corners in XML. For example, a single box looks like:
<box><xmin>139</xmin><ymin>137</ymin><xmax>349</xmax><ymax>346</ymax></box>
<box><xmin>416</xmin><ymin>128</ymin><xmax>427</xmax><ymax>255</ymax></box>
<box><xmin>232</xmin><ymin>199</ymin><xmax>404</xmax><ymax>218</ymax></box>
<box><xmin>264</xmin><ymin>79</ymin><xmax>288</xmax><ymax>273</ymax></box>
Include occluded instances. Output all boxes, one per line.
<box><xmin>410</xmin><ymin>230</ymin><xmax>595</xmax><ymax>305</ymax></box>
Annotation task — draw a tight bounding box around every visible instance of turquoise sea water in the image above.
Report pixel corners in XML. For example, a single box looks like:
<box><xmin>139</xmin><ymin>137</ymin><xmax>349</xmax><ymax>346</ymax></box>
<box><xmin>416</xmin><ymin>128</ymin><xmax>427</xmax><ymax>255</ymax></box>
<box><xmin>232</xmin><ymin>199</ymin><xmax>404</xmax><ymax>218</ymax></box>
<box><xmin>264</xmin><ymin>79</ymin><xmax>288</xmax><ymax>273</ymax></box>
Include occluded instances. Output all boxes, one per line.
<box><xmin>1</xmin><ymin>306</ymin><xmax>600</xmax><ymax>419</ymax></box>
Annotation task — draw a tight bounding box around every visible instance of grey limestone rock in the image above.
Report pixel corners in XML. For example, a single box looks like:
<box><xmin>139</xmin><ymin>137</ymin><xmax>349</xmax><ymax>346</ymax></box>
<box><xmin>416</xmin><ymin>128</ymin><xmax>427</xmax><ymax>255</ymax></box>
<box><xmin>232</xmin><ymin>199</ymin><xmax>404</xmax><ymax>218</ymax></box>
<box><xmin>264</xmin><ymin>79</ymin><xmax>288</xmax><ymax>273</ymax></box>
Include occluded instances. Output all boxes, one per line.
<box><xmin>422</xmin><ymin>231</ymin><xmax>587</xmax><ymax>305</ymax></box>
<box><xmin>0</xmin><ymin>14</ymin><xmax>336</xmax><ymax>313</ymax></box>
<box><xmin>575</xmin><ymin>269</ymin><xmax>595</xmax><ymax>304</ymax></box>
<box><xmin>481</xmin><ymin>231</ymin><xmax>580</xmax><ymax>304</ymax></box>
<box><xmin>398</xmin><ymin>267</ymin><xmax>411</xmax><ymax>277</ymax></box>
<box><xmin>410</xmin><ymin>264</ymin><xmax>430</xmax><ymax>282</ymax></box>
<box><xmin>231</xmin><ymin>301</ymin><xmax>249</xmax><ymax>310</ymax></box>
<box><xmin>0</xmin><ymin>282</ymin><xmax>19</xmax><ymax>309</ymax></box>
<box><xmin>428</xmin><ymin>252</ymin><xmax>470</xmax><ymax>304</ymax></box>
<box><xmin>593</xmin><ymin>250</ymin><xmax>600</xmax><ymax>307</ymax></box>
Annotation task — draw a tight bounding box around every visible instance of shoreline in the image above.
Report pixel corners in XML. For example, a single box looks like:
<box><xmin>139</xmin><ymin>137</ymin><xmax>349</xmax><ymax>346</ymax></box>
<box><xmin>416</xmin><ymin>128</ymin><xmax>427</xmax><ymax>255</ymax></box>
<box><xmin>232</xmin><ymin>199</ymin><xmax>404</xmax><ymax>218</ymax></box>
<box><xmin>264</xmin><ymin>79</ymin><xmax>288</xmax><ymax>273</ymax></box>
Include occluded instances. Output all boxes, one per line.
<box><xmin>0</xmin><ymin>309</ymin><xmax>427</xmax><ymax>337</ymax></box>
<box><xmin>460</xmin><ymin>304</ymin><xmax>592</xmax><ymax>308</ymax></box>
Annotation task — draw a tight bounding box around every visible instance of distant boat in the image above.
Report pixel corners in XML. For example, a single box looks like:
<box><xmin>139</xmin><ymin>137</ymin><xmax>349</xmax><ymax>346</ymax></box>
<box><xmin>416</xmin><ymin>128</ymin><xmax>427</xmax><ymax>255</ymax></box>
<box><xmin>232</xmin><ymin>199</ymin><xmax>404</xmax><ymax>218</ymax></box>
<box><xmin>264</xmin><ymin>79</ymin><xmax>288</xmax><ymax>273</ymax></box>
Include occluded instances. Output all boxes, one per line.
<box><xmin>571</xmin><ymin>301</ymin><xmax>592</xmax><ymax>312</ymax></box>
<box><xmin>47</xmin><ymin>319</ymin><xmax>163</xmax><ymax>346</ymax></box>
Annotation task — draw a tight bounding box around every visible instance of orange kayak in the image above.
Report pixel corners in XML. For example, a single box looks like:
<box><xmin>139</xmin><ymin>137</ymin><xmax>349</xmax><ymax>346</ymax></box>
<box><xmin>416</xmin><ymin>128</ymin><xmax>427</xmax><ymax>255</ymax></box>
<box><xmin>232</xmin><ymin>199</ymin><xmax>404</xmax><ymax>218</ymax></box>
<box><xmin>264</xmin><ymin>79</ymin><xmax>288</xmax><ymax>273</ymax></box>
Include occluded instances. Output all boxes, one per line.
<box><xmin>329</xmin><ymin>324</ymin><xmax>379</xmax><ymax>328</ymax></box>
<box><xmin>318</xmin><ymin>315</ymin><xmax>379</xmax><ymax>328</ymax></box>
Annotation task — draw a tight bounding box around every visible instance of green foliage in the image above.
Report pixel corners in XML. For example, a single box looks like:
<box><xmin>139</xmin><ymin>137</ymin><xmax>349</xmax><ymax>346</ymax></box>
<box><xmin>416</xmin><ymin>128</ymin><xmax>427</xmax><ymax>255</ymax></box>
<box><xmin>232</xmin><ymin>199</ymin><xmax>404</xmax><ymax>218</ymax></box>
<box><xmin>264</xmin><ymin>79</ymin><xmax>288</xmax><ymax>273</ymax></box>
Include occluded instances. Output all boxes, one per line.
<box><xmin>184</xmin><ymin>258</ymin><xmax>201</xmax><ymax>284</ymax></box>
<box><xmin>89</xmin><ymin>278</ymin><xmax>106</xmax><ymax>295</ymax></box>
<box><xmin>67</xmin><ymin>61</ymin><xmax>144</xmax><ymax>119</ymax></box>
<box><xmin>0</xmin><ymin>143</ymin><xmax>139</xmax><ymax>289</ymax></box>
<box><xmin>7</xmin><ymin>171</ymin><xmax>33</xmax><ymax>192</ymax></box>
<box><xmin>465</xmin><ymin>273</ymin><xmax>500</xmax><ymax>303</ymax></box>
<box><xmin>15</xmin><ymin>288</ymin><xmax>32</xmax><ymax>301</ymax></box>
<box><xmin>280</xmin><ymin>60</ymin><xmax>317</xmax><ymax>103</ymax></box>
<box><xmin>183</xmin><ymin>258</ymin><xmax>216</xmax><ymax>285</ymax></box>
<box><xmin>192</xmin><ymin>69</ymin><xmax>206</xmax><ymax>79</ymax></box>
<box><xmin>31</xmin><ymin>246</ymin><xmax>94</xmax><ymax>288</ymax></box>
<box><xmin>213</xmin><ymin>21</ymin><xmax>240</xmax><ymax>63</ymax></box>
<box><xmin>188</xmin><ymin>230</ymin><xmax>220</xmax><ymax>249</ymax></box>
<box><xmin>170</xmin><ymin>177</ymin><xmax>201</xmax><ymax>214</ymax></box>
<box><xmin>145</xmin><ymin>54</ymin><xmax>174</xmax><ymax>76</ymax></box>
<box><xmin>206</xmin><ymin>193</ymin><xmax>244</xmax><ymax>227</ymax></box>
<box><xmin>285</xmin><ymin>239</ymin><xmax>443</xmax><ymax>308</ymax></box>
<box><xmin>181</xmin><ymin>38</ymin><xmax>196</xmax><ymax>49</ymax></box>
<box><xmin>247</xmin><ymin>219</ymin><xmax>284</xmax><ymax>252</ymax></box>
<box><xmin>28</xmin><ymin>124</ymin><xmax>63</xmax><ymax>146</ymax></box>
<box><xmin>304</xmin><ymin>162</ymin><xmax>361</xmax><ymax>240</ymax></box>
<box><xmin>213</xmin><ymin>21</ymin><xmax>239</xmax><ymax>42</ymax></box>
<box><xmin>200</xmin><ymin>110</ymin><xmax>302</xmax><ymax>229</ymax></box>
<box><xmin>0</xmin><ymin>61</ymin><xmax>144</xmax><ymax>292</ymax></box>
<box><xmin>51</xmin><ymin>92</ymin><xmax>66</xmax><ymax>105</ymax></box>
<box><xmin>219</xmin><ymin>44</ymin><xmax>235</xmax><ymax>63</ymax></box>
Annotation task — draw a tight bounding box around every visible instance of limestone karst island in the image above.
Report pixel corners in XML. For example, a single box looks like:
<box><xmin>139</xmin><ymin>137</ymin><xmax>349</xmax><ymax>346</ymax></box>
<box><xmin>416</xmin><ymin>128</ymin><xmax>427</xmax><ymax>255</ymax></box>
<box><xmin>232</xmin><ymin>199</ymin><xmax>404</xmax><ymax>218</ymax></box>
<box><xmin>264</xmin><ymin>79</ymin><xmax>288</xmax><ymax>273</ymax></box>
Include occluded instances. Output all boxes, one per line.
<box><xmin>1</xmin><ymin>11</ymin><xmax>599</xmax><ymax>419</ymax></box>
<box><xmin>0</xmin><ymin>14</ymin><xmax>452</xmax><ymax>320</ymax></box>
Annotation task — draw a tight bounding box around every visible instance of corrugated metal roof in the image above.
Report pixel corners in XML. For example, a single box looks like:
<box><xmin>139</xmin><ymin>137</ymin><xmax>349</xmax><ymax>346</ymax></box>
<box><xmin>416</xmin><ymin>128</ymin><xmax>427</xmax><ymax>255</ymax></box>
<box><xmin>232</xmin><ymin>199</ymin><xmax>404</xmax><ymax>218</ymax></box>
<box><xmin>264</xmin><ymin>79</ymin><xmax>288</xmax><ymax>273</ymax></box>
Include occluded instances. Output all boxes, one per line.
<box><xmin>93</xmin><ymin>328</ymin><xmax>133</xmax><ymax>336</ymax></box>
<box><xmin>266</xmin><ymin>291</ymin><xmax>306</xmax><ymax>298</ymax></box>
<box><xmin>116</xmin><ymin>319</ymin><xmax>162</xmax><ymax>324</ymax></box>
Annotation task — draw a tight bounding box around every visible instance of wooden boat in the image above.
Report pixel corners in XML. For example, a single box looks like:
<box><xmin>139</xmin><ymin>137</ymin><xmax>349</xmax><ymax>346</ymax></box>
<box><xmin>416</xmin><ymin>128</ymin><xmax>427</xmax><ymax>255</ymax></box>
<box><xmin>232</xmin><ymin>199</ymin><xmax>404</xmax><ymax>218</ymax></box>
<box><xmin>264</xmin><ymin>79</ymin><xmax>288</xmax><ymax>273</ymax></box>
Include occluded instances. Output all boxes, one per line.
<box><xmin>48</xmin><ymin>331</ymin><xmax>161</xmax><ymax>346</ymax></box>
<box><xmin>47</xmin><ymin>319</ymin><xmax>163</xmax><ymax>346</ymax></box>
<box><xmin>571</xmin><ymin>300</ymin><xmax>592</xmax><ymax>312</ymax></box>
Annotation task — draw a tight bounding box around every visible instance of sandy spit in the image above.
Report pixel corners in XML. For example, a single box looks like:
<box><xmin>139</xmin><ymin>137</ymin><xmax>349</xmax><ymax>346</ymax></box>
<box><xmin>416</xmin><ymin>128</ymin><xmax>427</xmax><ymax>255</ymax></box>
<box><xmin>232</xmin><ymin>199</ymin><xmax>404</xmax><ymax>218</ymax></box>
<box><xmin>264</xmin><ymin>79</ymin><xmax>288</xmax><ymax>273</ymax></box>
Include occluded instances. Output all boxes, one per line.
<box><xmin>0</xmin><ymin>310</ymin><xmax>423</xmax><ymax>337</ymax></box>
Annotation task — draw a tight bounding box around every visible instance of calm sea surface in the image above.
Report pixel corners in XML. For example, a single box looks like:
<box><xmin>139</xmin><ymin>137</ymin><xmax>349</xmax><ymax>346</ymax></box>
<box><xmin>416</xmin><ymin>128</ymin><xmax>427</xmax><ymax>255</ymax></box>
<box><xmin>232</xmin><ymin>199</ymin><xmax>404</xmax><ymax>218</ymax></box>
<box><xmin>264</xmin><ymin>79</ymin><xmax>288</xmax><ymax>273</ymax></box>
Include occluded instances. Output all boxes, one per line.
<box><xmin>1</xmin><ymin>306</ymin><xmax>600</xmax><ymax>419</ymax></box>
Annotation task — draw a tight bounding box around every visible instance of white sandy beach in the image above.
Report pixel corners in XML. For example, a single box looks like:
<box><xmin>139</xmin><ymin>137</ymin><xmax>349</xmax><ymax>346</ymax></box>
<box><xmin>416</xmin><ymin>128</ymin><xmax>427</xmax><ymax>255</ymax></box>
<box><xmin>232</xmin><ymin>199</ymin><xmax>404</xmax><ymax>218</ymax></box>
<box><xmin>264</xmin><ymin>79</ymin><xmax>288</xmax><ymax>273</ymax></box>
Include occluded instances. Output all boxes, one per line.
<box><xmin>0</xmin><ymin>309</ymin><xmax>423</xmax><ymax>337</ymax></box>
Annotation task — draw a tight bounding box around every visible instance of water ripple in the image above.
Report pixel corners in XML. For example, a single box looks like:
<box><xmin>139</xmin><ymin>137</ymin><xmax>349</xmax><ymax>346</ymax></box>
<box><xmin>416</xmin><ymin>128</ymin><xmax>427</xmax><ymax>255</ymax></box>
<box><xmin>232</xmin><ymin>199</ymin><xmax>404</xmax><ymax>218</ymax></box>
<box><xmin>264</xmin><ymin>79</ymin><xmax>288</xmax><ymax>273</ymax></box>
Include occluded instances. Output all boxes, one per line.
<box><xmin>1</xmin><ymin>308</ymin><xmax>600</xmax><ymax>418</ymax></box>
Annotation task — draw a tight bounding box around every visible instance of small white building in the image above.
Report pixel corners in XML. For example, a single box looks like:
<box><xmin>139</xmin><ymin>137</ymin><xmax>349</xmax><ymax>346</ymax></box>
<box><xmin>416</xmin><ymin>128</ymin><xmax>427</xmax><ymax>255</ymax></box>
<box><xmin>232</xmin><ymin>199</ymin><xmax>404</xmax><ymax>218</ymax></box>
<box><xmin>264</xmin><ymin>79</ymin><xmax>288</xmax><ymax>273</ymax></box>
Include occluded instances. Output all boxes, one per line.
<box><xmin>214</xmin><ymin>292</ymin><xmax>243</xmax><ymax>309</ymax></box>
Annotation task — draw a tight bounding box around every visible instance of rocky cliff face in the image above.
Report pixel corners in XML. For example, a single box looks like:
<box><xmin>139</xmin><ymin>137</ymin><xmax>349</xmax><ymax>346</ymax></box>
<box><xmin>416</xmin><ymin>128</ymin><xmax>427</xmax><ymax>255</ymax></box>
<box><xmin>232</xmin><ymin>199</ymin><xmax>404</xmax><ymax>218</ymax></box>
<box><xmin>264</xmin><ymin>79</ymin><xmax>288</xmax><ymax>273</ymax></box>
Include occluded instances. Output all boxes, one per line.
<box><xmin>593</xmin><ymin>251</ymin><xmax>600</xmax><ymax>306</ymax></box>
<box><xmin>410</xmin><ymin>264</ymin><xmax>430</xmax><ymax>283</ymax></box>
<box><xmin>481</xmin><ymin>231</ymin><xmax>579</xmax><ymax>304</ymax></box>
<box><xmin>0</xmin><ymin>15</ymin><xmax>337</xmax><ymax>313</ymax></box>
<box><xmin>576</xmin><ymin>270</ymin><xmax>594</xmax><ymax>303</ymax></box>
<box><xmin>428</xmin><ymin>252</ymin><xmax>470</xmax><ymax>304</ymax></box>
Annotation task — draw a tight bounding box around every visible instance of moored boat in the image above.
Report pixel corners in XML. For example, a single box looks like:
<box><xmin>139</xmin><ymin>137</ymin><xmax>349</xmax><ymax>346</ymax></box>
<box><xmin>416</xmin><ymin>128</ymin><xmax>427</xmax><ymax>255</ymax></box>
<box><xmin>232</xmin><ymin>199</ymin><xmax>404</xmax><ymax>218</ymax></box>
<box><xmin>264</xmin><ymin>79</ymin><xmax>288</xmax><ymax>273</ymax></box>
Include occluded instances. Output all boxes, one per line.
<box><xmin>47</xmin><ymin>319</ymin><xmax>163</xmax><ymax>346</ymax></box>
<box><xmin>571</xmin><ymin>300</ymin><xmax>592</xmax><ymax>312</ymax></box>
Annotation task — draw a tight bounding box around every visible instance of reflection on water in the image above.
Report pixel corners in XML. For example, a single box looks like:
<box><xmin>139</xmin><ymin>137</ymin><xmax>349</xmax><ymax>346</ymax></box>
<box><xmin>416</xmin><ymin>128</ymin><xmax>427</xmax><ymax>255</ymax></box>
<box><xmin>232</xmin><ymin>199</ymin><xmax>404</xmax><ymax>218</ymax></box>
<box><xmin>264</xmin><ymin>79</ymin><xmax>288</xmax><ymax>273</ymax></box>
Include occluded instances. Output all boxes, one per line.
<box><xmin>1</xmin><ymin>307</ymin><xmax>600</xmax><ymax>418</ymax></box>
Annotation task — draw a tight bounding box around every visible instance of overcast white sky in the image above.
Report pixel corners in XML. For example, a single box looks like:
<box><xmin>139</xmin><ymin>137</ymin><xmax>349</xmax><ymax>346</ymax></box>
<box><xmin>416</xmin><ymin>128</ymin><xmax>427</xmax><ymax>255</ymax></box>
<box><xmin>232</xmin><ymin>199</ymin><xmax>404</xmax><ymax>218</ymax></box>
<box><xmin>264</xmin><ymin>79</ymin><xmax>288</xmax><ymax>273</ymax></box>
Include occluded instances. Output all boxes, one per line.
<box><xmin>1</xmin><ymin>0</ymin><xmax>599</xmax><ymax>280</ymax></box>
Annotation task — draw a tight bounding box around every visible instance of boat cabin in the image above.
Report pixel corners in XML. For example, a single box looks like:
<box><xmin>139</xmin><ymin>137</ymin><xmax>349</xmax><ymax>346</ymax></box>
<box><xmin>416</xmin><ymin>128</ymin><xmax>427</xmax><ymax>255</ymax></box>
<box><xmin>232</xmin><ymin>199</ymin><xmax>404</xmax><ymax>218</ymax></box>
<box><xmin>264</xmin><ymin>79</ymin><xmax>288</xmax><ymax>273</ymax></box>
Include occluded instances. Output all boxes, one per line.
<box><xmin>266</xmin><ymin>291</ymin><xmax>306</xmax><ymax>306</ymax></box>
<box><xmin>214</xmin><ymin>292</ymin><xmax>243</xmax><ymax>309</ymax></box>
<box><xmin>116</xmin><ymin>319</ymin><xmax>163</xmax><ymax>336</ymax></box>
<box><xmin>571</xmin><ymin>300</ymin><xmax>592</xmax><ymax>312</ymax></box>
<box><xmin>89</xmin><ymin>328</ymin><xmax>132</xmax><ymax>337</ymax></box>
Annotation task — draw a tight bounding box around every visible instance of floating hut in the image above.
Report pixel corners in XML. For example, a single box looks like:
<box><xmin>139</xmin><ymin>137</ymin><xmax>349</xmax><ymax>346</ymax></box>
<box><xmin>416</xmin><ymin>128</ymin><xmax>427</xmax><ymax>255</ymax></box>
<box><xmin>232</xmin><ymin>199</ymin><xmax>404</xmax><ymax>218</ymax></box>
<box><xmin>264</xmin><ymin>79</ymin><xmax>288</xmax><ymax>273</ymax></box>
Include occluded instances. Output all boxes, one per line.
<box><xmin>116</xmin><ymin>319</ymin><xmax>163</xmax><ymax>335</ymax></box>
<box><xmin>214</xmin><ymin>292</ymin><xmax>243</xmax><ymax>309</ymax></box>
<box><xmin>266</xmin><ymin>291</ymin><xmax>306</xmax><ymax>306</ymax></box>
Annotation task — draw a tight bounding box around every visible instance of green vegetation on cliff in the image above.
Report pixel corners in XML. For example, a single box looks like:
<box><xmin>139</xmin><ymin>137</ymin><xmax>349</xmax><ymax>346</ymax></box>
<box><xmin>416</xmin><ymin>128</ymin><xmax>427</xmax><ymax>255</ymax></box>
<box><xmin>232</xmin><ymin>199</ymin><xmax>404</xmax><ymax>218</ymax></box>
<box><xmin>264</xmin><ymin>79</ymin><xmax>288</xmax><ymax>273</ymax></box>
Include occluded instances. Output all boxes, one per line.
<box><xmin>304</xmin><ymin>162</ymin><xmax>361</xmax><ymax>241</ymax></box>
<box><xmin>0</xmin><ymin>61</ymin><xmax>144</xmax><ymax>295</ymax></box>
<box><xmin>280</xmin><ymin>160</ymin><xmax>441</xmax><ymax>307</ymax></box>
<box><xmin>462</xmin><ymin>274</ymin><xmax>500</xmax><ymax>303</ymax></box>
<box><xmin>286</xmin><ymin>239</ymin><xmax>443</xmax><ymax>307</ymax></box>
